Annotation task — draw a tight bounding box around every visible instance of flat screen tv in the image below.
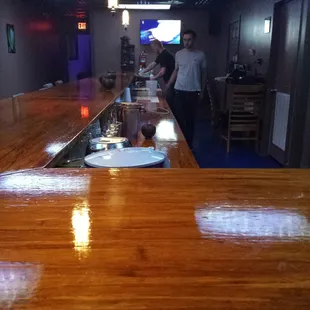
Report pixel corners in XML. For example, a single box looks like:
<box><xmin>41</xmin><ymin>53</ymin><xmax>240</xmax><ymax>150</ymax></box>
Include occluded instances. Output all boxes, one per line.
<box><xmin>140</xmin><ymin>20</ymin><xmax>181</xmax><ymax>45</ymax></box>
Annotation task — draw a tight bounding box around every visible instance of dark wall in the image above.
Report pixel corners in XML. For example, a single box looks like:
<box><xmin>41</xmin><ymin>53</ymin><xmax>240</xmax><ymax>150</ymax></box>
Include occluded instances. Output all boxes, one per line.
<box><xmin>90</xmin><ymin>8</ymin><xmax>217</xmax><ymax>78</ymax></box>
<box><xmin>0</xmin><ymin>0</ymin><xmax>66</xmax><ymax>99</ymax></box>
<box><xmin>215</xmin><ymin>0</ymin><xmax>280</xmax><ymax>77</ymax></box>
<box><xmin>216</xmin><ymin>0</ymin><xmax>310</xmax><ymax>167</ymax></box>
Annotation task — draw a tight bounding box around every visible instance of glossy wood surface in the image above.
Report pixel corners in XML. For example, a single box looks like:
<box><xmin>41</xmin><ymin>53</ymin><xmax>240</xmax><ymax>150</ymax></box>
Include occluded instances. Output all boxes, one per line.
<box><xmin>0</xmin><ymin>76</ymin><xmax>197</xmax><ymax>172</ymax></box>
<box><xmin>0</xmin><ymin>76</ymin><xmax>132</xmax><ymax>173</ymax></box>
<box><xmin>134</xmin><ymin>95</ymin><xmax>198</xmax><ymax>168</ymax></box>
<box><xmin>1</xmin><ymin>168</ymin><xmax>310</xmax><ymax>309</ymax></box>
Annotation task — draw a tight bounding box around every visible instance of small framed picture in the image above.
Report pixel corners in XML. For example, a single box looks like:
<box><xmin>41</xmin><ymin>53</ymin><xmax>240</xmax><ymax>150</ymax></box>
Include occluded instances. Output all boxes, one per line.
<box><xmin>6</xmin><ymin>24</ymin><xmax>16</xmax><ymax>53</ymax></box>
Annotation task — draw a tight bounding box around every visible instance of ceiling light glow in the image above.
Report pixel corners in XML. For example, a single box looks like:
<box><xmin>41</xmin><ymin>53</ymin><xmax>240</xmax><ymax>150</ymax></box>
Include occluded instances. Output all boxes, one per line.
<box><xmin>117</xmin><ymin>4</ymin><xmax>171</xmax><ymax>10</ymax></box>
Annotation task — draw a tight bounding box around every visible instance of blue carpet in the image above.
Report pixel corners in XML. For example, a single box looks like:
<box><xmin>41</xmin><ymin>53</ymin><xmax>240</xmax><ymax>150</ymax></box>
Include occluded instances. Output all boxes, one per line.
<box><xmin>191</xmin><ymin>114</ymin><xmax>282</xmax><ymax>169</ymax></box>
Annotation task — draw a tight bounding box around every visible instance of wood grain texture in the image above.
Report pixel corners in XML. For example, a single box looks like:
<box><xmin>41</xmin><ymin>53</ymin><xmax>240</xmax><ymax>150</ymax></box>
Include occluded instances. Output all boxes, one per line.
<box><xmin>0</xmin><ymin>77</ymin><xmax>197</xmax><ymax>172</ymax></box>
<box><xmin>1</xmin><ymin>168</ymin><xmax>310</xmax><ymax>309</ymax></box>
<box><xmin>134</xmin><ymin>95</ymin><xmax>198</xmax><ymax>168</ymax></box>
<box><xmin>0</xmin><ymin>76</ymin><xmax>132</xmax><ymax>173</ymax></box>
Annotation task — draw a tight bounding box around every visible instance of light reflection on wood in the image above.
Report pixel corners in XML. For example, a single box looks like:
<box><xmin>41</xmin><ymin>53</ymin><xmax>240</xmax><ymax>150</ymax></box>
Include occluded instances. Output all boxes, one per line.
<box><xmin>72</xmin><ymin>200</ymin><xmax>91</xmax><ymax>258</ymax></box>
<box><xmin>0</xmin><ymin>262</ymin><xmax>42</xmax><ymax>309</ymax></box>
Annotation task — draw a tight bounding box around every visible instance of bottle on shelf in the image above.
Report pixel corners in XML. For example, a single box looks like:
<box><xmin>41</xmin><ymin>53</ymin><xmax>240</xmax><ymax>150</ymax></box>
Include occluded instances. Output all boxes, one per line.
<box><xmin>139</xmin><ymin>50</ymin><xmax>148</xmax><ymax>69</ymax></box>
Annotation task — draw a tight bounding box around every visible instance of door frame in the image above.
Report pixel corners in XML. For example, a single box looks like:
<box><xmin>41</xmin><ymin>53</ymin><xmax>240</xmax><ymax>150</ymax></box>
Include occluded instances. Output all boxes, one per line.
<box><xmin>286</xmin><ymin>0</ymin><xmax>310</xmax><ymax>167</ymax></box>
<box><xmin>301</xmin><ymin>82</ymin><xmax>310</xmax><ymax>168</ymax></box>
<box><xmin>226</xmin><ymin>15</ymin><xmax>241</xmax><ymax>72</ymax></box>
<box><xmin>261</xmin><ymin>0</ymin><xmax>310</xmax><ymax>167</ymax></box>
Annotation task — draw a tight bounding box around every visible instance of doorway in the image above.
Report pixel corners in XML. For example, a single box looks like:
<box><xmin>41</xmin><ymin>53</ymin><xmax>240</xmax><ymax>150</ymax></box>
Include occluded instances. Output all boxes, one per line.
<box><xmin>67</xmin><ymin>34</ymin><xmax>92</xmax><ymax>81</ymax></box>
<box><xmin>267</xmin><ymin>0</ymin><xmax>304</xmax><ymax>165</ymax></box>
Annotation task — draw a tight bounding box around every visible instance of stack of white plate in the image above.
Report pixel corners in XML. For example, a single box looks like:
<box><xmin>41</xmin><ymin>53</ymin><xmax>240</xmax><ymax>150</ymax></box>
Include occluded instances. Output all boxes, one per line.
<box><xmin>84</xmin><ymin>147</ymin><xmax>166</xmax><ymax>168</ymax></box>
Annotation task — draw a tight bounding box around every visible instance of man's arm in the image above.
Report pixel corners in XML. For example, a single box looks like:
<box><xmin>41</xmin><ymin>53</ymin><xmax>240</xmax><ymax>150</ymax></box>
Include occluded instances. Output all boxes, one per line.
<box><xmin>200</xmin><ymin>53</ymin><xmax>207</xmax><ymax>99</ymax></box>
<box><xmin>150</xmin><ymin>67</ymin><xmax>166</xmax><ymax>80</ymax></box>
<box><xmin>201</xmin><ymin>69</ymin><xmax>207</xmax><ymax>93</ymax></box>
<box><xmin>167</xmin><ymin>53</ymin><xmax>179</xmax><ymax>88</ymax></box>
<box><xmin>166</xmin><ymin>68</ymin><xmax>178</xmax><ymax>89</ymax></box>
<box><xmin>142</xmin><ymin>61</ymin><xmax>157</xmax><ymax>74</ymax></box>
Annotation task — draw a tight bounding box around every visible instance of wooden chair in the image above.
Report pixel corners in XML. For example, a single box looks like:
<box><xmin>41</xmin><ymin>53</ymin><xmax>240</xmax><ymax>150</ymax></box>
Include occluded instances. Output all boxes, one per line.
<box><xmin>222</xmin><ymin>84</ymin><xmax>264</xmax><ymax>153</ymax></box>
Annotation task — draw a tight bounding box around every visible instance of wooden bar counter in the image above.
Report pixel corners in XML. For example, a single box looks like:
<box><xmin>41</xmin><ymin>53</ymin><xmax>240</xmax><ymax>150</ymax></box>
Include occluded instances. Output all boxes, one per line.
<box><xmin>0</xmin><ymin>75</ymin><xmax>197</xmax><ymax>173</ymax></box>
<box><xmin>0</xmin><ymin>76</ymin><xmax>130</xmax><ymax>173</ymax></box>
<box><xmin>0</xmin><ymin>168</ymin><xmax>310</xmax><ymax>309</ymax></box>
<box><xmin>1</xmin><ymin>77</ymin><xmax>310</xmax><ymax>309</ymax></box>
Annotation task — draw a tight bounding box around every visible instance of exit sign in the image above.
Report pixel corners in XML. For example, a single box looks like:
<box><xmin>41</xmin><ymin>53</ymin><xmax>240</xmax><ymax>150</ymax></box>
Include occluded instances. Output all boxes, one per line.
<box><xmin>78</xmin><ymin>22</ymin><xmax>87</xmax><ymax>30</ymax></box>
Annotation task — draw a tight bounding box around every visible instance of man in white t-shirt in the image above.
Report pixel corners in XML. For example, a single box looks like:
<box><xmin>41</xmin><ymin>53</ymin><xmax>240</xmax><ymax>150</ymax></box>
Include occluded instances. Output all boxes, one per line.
<box><xmin>167</xmin><ymin>29</ymin><xmax>207</xmax><ymax>148</ymax></box>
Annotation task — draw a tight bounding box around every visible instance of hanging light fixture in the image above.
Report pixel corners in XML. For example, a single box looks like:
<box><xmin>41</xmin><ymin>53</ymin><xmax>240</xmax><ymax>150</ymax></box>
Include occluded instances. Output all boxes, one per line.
<box><xmin>122</xmin><ymin>9</ymin><xmax>130</xmax><ymax>30</ymax></box>
<box><xmin>108</xmin><ymin>0</ymin><xmax>118</xmax><ymax>15</ymax></box>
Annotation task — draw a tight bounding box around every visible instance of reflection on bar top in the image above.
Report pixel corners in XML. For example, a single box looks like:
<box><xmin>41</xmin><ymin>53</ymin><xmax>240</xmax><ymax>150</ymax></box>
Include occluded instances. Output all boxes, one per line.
<box><xmin>195</xmin><ymin>205</ymin><xmax>310</xmax><ymax>241</ymax></box>
<box><xmin>0</xmin><ymin>172</ymin><xmax>90</xmax><ymax>196</ymax></box>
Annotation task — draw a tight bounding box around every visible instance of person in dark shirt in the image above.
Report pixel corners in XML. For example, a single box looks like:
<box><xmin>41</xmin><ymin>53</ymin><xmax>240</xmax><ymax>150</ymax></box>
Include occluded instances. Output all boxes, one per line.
<box><xmin>142</xmin><ymin>40</ymin><xmax>175</xmax><ymax>82</ymax></box>
<box><xmin>141</xmin><ymin>40</ymin><xmax>176</xmax><ymax>110</ymax></box>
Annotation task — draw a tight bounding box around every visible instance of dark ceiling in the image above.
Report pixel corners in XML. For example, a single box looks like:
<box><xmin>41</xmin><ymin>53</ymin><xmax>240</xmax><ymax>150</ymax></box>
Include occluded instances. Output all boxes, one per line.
<box><xmin>24</xmin><ymin>0</ymin><xmax>228</xmax><ymax>18</ymax></box>
<box><xmin>97</xmin><ymin>1</ymin><xmax>221</xmax><ymax>8</ymax></box>
<box><xmin>25</xmin><ymin>0</ymin><xmax>226</xmax><ymax>10</ymax></box>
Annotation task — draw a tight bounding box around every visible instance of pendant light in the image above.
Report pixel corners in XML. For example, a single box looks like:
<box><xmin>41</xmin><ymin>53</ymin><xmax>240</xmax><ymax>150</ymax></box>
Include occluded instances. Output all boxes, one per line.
<box><xmin>108</xmin><ymin>0</ymin><xmax>118</xmax><ymax>15</ymax></box>
<box><xmin>122</xmin><ymin>10</ymin><xmax>130</xmax><ymax>30</ymax></box>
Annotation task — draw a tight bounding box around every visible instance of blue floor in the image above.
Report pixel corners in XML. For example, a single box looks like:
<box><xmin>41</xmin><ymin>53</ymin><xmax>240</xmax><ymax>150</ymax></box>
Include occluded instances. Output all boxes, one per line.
<box><xmin>191</xmin><ymin>109</ymin><xmax>282</xmax><ymax>169</ymax></box>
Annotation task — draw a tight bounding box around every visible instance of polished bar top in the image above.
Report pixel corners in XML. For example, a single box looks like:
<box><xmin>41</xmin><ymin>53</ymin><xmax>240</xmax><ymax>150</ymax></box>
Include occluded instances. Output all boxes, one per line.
<box><xmin>0</xmin><ymin>76</ymin><xmax>132</xmax><ymax>173</ymax></box>
<box><xmin>134</xmin><ymin>95</ymin><xmax>198</xmax><ymax>168</ymax></box>
<box><xmin>0</xmin><ymin>76</ymin><xmax>197</xmax><ymax>172</ymax></box>
<box><xmin>0</xmin><ymin>168</ymin><xmax>310</xmax><ymax>309</ymax></box>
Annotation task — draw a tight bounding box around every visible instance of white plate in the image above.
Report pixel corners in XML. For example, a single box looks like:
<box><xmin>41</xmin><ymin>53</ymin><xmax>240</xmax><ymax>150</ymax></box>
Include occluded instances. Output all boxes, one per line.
<box><xmin>84</xmin><ymin>147</ymin><xmax>166</xmax><ymax>168</ymax></box>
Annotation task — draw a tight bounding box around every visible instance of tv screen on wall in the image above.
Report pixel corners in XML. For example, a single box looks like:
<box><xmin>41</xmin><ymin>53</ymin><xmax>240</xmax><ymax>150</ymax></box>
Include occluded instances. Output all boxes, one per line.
<box><xmin>140</xmin><ymin>20</ymin><xmax>181</xmax><ymax>45</ymax></box>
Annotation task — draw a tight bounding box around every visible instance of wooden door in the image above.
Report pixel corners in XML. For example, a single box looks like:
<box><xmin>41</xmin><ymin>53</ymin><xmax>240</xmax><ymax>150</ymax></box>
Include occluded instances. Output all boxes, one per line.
<box><xmin>268</xmin><ymin>0</ymin><xmax>303</xmax><ymax>164</ymax></box>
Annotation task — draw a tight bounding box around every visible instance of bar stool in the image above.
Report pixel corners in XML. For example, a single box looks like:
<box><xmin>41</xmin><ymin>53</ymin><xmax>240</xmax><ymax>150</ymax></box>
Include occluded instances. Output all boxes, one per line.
<box><xmin>42</xmin><ymin>83</ymin><xmax>54</xmax><ymax>89</ymax></box>
<box><xmin>55</xmin><ymin>80</ymin><xmax>64</xmax><ymax>85</ymax></box>
<box><xmin>13</xmin><ymin>93</ymin><xmax>24</xmax><ymax>98</ymax></box>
